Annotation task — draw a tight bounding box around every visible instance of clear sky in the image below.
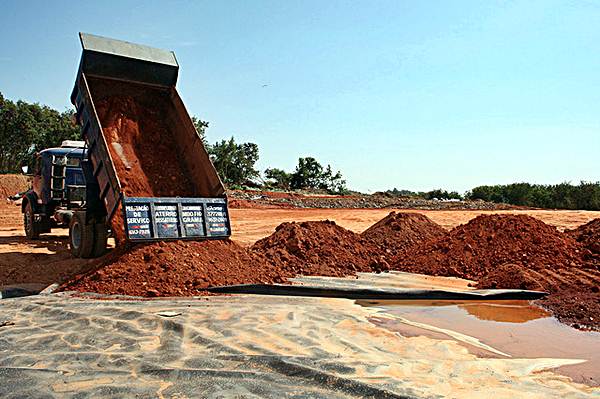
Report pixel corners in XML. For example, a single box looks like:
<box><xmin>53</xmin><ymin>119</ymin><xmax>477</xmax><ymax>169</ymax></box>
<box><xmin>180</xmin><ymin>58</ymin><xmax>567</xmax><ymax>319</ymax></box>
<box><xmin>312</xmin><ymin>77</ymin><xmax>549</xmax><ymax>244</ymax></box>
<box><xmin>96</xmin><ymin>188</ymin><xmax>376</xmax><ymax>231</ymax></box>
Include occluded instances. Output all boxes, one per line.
<box><xmin>1</xmin><ymin>1</ymin><xmax>598</xmax><ymax>193</ymax></box>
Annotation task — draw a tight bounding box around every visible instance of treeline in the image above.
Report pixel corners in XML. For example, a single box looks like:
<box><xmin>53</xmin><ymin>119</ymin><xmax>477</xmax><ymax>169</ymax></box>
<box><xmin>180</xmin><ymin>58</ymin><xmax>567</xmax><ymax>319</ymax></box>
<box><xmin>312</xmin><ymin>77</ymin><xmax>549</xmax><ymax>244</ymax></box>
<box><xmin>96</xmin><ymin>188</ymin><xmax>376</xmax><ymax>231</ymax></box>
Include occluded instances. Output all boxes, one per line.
<box><xmin>0</xmin><ymin>92</ymin><xmax>79</xmax><ymax>172</ymax></box>
<box><xmin>384</xmin><ymin>182</ymin><xmax>600</xmax><ymax>211</ymax></box>
<box><xmin>0</xmin><ymin>93</ymin><xmax>347</xmax><ymax>193</ymax></box>
<box><xmin>467</xmin><ymin>182</ymin><xmax>600</xmax><ymax>210</ymax></box>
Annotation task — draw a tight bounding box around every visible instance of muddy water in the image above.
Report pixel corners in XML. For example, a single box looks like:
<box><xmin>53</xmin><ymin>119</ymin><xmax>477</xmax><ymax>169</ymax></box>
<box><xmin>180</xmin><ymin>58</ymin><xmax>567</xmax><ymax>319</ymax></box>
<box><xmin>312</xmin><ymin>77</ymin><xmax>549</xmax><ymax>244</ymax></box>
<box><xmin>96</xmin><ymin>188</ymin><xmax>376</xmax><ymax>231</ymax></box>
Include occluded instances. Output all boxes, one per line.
<box><xmin>360</xmin><ymin>299</ymin><xmax>600</xmax><ymax>387</ymax></box>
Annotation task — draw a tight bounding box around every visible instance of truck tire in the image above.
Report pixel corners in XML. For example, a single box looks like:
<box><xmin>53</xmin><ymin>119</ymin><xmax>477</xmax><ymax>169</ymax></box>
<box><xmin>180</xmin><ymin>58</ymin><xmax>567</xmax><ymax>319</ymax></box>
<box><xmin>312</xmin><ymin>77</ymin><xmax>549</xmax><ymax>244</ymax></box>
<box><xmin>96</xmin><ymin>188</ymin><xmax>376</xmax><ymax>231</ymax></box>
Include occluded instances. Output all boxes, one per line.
<box><xmin>69</xmin><ymin>213</ymin><xmax>95</xmax><ymax>258</ymax></box>
<box><xmin>91</xmin><ymin>223</ymin><xmax>108</xmax><ymax>257</ymax></box>
<box><xmin>24</xmin><ymin>201</ymin><xmax>41</xmax><ymax>240</ymax></box>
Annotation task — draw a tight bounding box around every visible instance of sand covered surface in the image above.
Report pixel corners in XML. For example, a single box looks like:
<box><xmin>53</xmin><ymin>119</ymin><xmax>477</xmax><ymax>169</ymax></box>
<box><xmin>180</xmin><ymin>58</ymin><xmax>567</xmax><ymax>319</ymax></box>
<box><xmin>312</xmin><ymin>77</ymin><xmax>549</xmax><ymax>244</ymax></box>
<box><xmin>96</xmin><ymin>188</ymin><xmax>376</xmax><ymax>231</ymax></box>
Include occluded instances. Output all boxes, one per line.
<box><xmin>0</xmin><ymin>292</ymin><xmax>597</xmax><ymax>398</ymax></box>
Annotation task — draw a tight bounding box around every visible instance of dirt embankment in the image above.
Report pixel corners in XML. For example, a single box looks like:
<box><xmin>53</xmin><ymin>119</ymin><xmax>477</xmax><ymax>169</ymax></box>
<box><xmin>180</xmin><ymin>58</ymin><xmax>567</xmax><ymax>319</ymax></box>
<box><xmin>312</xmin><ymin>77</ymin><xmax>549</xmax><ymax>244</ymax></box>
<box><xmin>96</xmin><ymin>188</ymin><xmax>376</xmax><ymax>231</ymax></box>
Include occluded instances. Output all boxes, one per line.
<box><xmin>63</xmin><ymin>220</ymin><xmax>388</xmax><ymax>296</ymax></box>
<box><xmin>568</xmin><ymin>218</ymin><xmax>600</xmax><ymax>254</ymax></box>
<box><xmin>0</xmin><ymin>174</ymin><xmax>30</xmax><ymax>199</ymax></box>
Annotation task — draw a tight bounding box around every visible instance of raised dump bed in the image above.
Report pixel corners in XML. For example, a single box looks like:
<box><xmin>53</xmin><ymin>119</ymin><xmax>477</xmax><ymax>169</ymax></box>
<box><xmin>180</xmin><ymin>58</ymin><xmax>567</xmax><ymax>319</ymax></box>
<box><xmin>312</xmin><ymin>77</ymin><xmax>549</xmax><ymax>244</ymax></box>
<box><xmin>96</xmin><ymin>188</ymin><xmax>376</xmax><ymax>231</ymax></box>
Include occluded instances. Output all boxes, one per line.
<box><xmin>69</xmin><ymin>33</ymin><xmax>230</xmax><ymax>255</ymax></box>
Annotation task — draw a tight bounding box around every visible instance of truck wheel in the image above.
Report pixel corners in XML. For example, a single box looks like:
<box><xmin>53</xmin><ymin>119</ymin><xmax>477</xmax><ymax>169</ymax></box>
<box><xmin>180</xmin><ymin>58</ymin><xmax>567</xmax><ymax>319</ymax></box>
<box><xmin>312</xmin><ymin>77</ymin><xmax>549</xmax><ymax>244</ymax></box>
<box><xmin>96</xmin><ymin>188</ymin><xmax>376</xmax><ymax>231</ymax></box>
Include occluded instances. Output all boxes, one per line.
<box><xmin>91</xmin><ymin>223</ymin><xmax>108</xmax><ymax>257</ymax></box>
<box><xmin>69</xmin><ymin>213</ymin><xmax>95</xmax><ymax>258</ymax></box>
<box><xmin>24</xmin><ymin>201</ymin><xmax>40</xmax><ymax>240</ymax></box>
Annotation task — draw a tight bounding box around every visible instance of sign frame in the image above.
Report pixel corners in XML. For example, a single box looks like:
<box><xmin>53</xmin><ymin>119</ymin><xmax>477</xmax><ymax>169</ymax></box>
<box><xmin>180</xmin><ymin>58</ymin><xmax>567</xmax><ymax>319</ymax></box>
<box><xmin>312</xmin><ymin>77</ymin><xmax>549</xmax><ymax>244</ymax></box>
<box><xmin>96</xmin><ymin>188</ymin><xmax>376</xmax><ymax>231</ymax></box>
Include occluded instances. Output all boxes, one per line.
<box><xmin>122</xmin><ymin>196</ymin><xmax>231</xmax><ymax>242</ymax></box>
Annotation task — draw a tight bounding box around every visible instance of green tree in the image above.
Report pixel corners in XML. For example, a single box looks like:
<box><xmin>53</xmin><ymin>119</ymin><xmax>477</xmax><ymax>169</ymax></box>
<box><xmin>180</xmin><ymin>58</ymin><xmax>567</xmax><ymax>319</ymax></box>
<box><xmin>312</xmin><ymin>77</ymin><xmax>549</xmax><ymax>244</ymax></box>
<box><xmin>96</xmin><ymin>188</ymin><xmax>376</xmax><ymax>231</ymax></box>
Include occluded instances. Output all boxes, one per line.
<box><xmin>424</xmin><ymin>189</ymin><xmax>462</xmax><ymax>200</ymax></box>
<box><xmin>289</xmin><ymin>157</ymin><xmax>347</xmax><ymax>194</ymax></box>
<box><xmin>264</xmin><ymin>167</ymin><xmax>292</xmax><ymax>189</ymax></box>
<box><xmin>0</xmin><ymin>92</ymin><xmax>79</xmax><ymax>173</ymax></box>
<box><xmin>191</xmin><ymin>116</ymin><xmax>209</xmax><ymax>147</ymax></box>
<box><xmin>209</xmin><ymin>137</ymin><xmax>259</xmax><ymax>186</ymax></box>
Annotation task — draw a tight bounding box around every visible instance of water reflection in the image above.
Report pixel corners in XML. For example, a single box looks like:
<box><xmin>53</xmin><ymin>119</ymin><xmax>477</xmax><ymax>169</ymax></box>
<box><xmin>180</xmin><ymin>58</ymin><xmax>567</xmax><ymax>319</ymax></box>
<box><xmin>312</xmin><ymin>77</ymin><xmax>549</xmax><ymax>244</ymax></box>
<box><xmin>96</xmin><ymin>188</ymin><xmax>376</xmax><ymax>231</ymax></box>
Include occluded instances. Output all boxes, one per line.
<box><xmin>358</xmin><ymin>299</ymin><xmax>600</xmax><ymax>386</ymax></box>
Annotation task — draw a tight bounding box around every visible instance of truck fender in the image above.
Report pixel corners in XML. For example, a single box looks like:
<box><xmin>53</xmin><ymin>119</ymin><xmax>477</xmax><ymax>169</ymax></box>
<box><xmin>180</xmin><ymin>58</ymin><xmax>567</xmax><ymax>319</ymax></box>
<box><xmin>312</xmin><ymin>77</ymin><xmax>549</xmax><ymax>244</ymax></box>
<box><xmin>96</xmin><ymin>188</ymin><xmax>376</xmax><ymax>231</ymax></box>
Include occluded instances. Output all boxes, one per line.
<box><xmin>21</xmin><ymin>191</ymin><xmax>39</xmax><ymax>214</ymax></box>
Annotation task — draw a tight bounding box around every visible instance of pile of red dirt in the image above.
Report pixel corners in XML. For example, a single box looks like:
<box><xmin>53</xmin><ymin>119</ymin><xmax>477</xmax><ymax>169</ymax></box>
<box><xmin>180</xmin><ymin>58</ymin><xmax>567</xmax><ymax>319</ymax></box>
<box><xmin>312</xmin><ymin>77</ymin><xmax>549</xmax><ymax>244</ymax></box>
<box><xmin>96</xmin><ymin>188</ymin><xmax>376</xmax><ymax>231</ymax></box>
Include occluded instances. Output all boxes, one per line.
<box><xmin>251</xmin><ymin>220</ymin><xmax>389</xmax><ymax>277</ymax></box>
<box><xmin>394</xmin><ymin>214</ymin><xmax>591</xmax><ymax>280</ymax></box>
<box><xmin>391</xmin><ymin>213</ymin><xmax>600</xmax><ymax>330</ymax></box>
<box><xmin>0</xmin><ymin>174</ymin><xmax>30</xmax><ymax>199</ymax></box>
<box><xmin>568</xmin><ymin>218</ymin><xmax>600</xmax><ymax>254</ymax></box>
<box><xmin>62</xmin><ymin>239</ymin><xmax>286</xmax><ymax>297</ymax></box>
<box><xmin>361</xmin><ymin>212</ymin><xmax>447</xmax><ymax>258</ymax></box>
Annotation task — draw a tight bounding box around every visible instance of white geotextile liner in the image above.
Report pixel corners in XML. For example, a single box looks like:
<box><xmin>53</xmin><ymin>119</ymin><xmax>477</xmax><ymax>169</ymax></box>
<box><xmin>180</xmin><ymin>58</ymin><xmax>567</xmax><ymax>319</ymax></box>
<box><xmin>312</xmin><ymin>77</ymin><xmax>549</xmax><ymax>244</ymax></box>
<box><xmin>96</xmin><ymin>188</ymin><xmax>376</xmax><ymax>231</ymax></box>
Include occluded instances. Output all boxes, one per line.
<box><xmin>0</xmin><ymin>294</ymin><xmax>597</xmax><ymax>399</ymax></box>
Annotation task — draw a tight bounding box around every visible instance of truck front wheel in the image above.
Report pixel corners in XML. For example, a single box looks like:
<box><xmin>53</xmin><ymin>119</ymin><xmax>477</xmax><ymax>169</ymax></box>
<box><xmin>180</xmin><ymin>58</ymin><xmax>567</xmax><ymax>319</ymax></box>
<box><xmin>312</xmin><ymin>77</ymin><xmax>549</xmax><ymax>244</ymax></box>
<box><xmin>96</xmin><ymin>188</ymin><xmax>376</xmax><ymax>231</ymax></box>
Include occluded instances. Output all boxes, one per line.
<box><xmin>24</xmin><ymin>201</ymin><xmax>41</xmax><ymax>240</ymax></box>
<box><xmin>69</xmin><ymin>213</ymin><xmax>95</xmax><ymax>258</ymax></box>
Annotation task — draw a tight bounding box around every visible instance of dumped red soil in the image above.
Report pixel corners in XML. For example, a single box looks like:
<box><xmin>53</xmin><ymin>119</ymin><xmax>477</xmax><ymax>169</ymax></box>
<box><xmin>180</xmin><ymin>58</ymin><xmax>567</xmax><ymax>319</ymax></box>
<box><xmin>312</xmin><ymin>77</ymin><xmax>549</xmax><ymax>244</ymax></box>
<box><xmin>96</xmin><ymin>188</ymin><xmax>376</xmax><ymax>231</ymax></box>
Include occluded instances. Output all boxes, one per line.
<box><xmin>361</xmin><ymin>212</ymin><xmax>447</xmax><ymax>258</ymax></box>
<box><xmin>62</xmin><ymin>239</ymin><xmax>287</xmax><ymax>297</ymax></box>
<box><xmin>568</xmin><ymin>218</ymin><xmax>600</xmax><ymax>254</ymax></box>
<box><xmin>251</xmin><ymin>220</ymin><xmax>389</xmax><ymax>277</ymax></box>
<box><xmin>63</xmin><ymin>220</ymin><xmax>390</xmax><ymax>297</ymax></box>
<box><xmin>393</xmin><ymin>214</ymin><xmax>591</xmax><ymax>280</ymax></box>
<box><xmin>0</xmin><ymin>174</ymin><xmax>30</xmax><ymax>199</ymax></box>
<box><xmin>390</xmin><ymin>214</ymin><xmax>600</xmax><ymax>330</ymax></box>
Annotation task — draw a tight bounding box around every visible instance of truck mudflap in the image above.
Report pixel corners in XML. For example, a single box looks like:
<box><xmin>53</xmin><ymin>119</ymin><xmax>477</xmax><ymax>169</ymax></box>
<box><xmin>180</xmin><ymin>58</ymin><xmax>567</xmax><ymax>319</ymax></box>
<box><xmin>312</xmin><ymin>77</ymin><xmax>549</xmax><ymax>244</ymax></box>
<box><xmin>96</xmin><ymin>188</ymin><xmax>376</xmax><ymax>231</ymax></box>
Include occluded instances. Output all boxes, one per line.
<box><xmin>122</xmin><ymin>197</ymin><xmax>230</xmax><ymax>241</ymax></box>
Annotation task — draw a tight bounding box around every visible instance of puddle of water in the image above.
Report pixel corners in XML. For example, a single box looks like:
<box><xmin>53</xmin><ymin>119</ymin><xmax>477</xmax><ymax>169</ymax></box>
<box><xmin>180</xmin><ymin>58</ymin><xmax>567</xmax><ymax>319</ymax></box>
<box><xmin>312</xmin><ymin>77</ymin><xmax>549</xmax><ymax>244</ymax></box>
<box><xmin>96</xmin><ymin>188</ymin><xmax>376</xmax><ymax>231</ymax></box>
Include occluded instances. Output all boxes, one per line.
<box><xmin>358</xmin><ymin>299</ymin><xmax>600</xmax><ymax>387</ymax></box>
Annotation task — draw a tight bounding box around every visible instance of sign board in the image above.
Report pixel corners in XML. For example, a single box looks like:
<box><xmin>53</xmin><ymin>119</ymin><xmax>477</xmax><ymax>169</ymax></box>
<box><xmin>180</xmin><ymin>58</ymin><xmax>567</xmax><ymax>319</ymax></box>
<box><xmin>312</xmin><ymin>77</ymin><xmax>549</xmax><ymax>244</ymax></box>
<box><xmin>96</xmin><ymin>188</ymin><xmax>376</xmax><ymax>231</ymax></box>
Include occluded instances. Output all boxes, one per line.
<box><xmin>122</xmin><ymin>197</ymin><xmax>230</xmax><ymax>241</ymax></box>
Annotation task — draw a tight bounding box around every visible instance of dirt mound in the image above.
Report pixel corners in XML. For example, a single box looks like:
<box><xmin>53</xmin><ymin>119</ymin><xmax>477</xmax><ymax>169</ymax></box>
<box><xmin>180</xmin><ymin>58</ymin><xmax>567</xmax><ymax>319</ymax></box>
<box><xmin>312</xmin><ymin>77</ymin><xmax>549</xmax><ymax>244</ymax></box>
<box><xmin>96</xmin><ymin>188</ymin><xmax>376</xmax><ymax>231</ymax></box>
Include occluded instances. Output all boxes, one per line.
<box><xmin>251</xmin><ymin>220</ymin><xmax>388</xmax><ymax>277</ymax></box>
<box><xmin>568</xmin><ymin>218</ymin><xmax>600</xmax><ymax>254</ymax></box>
<box><xmin>394</xmin><ymin>214</ymin><xmax>590</xmax><ymax>280</ymax></box>
<box><xmin>396</xmin><ymin>214</ymin><xmax>600</xmax><ymax>330</ymax></box>
<box><xmin>62</xmin><ymin>239</ymin><xmax>286</xmax><ymax>297</ymax></box>
<box><xmin>0</xmin><ymin>174</ymin><xmax>30</xmax><ymax>199</ymax></box>
<box><xmin>362</xmin><ymin>212</ymin><xmax>447</xmax><ymax>257</ymax></box>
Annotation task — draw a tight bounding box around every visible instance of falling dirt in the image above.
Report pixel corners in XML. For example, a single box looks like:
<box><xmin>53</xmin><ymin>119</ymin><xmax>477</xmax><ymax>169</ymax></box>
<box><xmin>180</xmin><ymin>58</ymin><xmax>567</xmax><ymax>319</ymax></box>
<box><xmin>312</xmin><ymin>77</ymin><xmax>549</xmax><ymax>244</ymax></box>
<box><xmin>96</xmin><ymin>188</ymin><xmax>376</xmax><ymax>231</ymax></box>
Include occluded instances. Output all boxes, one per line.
<box><xmin>94</xmin><ymin>90</ymin><xmax>195</xmax><ymax>198</ymax></box>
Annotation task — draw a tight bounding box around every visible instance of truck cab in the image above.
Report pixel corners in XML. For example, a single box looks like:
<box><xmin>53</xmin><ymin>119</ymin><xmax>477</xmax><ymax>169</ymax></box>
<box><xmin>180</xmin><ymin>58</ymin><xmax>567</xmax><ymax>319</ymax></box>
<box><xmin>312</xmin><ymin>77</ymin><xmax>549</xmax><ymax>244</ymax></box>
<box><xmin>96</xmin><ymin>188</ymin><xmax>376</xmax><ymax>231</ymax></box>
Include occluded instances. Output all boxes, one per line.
<box><xmin>21</xmin><ymin>140</ymin><xmax>106</xmax><ymax>258</ymax></box>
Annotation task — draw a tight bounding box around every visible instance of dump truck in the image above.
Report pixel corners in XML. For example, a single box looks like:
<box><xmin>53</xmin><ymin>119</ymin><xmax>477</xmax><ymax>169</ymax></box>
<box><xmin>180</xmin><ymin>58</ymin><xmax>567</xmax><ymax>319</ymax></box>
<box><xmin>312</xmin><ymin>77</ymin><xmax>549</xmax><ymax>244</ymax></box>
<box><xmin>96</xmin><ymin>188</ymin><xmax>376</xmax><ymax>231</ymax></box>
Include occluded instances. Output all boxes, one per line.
<box><xmin>60</xmin><ymin>32</ymin><xmax>230</xmax><ymax>257</ymax></box>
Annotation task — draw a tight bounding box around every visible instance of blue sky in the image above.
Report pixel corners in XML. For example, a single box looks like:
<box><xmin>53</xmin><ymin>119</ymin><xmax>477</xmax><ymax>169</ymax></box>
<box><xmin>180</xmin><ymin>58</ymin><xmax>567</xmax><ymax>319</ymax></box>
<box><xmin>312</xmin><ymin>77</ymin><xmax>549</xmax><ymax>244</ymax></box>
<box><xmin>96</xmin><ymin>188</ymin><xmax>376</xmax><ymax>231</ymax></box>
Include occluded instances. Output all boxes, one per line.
<box><xmin>1</xmin><ymin>0</ymin><xmax>599</xmax><ymax>193</ymax></box>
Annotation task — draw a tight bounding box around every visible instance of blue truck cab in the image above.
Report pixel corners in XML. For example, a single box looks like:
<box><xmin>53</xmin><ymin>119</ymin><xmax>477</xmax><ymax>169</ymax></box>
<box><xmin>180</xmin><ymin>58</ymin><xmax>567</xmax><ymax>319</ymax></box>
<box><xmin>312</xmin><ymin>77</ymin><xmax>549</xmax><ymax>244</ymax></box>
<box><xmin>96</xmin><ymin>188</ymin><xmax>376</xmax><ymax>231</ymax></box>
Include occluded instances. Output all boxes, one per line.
<box><xmin>21</xmin><ymin>141</ymin><xmax>102</xmax><ymax>243</ymax></box>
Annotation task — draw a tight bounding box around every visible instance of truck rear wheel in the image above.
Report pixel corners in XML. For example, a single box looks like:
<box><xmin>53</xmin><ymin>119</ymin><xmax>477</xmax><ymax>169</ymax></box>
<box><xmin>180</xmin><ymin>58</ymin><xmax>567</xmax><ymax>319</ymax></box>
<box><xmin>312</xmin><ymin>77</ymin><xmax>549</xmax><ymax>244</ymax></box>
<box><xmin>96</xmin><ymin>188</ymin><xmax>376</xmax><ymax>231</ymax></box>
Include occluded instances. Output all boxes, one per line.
<box><xmin>24</xmin><ymin>201</ymin><xmax>41</xmax><ymax>240</ymax></box>
<box><xmin>69</xmin><ymin>213</ymin><xmax>95</xmax><ymax>258</ymax></box>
